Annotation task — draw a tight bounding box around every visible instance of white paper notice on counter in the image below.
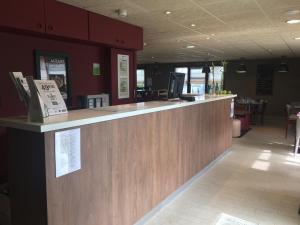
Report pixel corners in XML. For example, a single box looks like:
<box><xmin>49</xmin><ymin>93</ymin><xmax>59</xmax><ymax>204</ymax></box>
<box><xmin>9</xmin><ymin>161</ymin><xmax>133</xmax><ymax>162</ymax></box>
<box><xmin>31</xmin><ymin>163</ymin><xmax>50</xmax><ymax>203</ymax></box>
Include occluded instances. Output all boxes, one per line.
<box><xmin>55</xmin><ymin>128</ymin><xmax>81</xmax><ymax>178</ymax></box>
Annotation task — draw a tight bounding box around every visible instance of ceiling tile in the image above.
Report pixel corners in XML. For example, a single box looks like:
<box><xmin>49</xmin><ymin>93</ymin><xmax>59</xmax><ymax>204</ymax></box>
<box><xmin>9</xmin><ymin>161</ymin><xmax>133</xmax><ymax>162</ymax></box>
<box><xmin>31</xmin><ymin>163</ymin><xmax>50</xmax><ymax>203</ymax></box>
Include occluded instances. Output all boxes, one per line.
<box><xmin>200</xmin><ymin>0</ymin><xmax>260</xmax><ymax>16</ymax></box>
<box><xmin>59</xmin><ymin>0</ymin><xmax>300</xmax><ymax>63</ymax></box>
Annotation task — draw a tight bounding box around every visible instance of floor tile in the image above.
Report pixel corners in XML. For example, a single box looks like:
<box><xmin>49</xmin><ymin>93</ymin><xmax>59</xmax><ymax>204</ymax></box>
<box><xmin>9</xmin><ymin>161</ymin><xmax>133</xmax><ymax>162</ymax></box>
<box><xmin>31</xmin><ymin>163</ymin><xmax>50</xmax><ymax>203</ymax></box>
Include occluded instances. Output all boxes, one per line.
<box><xmin>143</xmin><ymin>124</ymin><xmax>300</xmax><ymax>225</ymax></box>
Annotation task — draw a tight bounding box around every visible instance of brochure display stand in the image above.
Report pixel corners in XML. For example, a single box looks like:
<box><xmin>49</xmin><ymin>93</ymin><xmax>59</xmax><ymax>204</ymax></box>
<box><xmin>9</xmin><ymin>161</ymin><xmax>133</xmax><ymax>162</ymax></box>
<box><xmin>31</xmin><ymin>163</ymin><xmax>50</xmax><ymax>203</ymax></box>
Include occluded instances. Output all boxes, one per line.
<box><xmin>10</xmin><ymin>72</ymin><xmax>68</xmax><ymax>122</ymax></box>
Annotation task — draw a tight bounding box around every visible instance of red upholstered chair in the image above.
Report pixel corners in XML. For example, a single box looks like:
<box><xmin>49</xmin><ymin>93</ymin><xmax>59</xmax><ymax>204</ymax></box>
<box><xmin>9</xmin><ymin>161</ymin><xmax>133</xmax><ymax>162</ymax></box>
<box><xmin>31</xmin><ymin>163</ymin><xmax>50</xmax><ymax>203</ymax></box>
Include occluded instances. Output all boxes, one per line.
<box><xmin>234</xmin><ymin>103</ymin><xmax>251</xmax><ymax>132</ymax></box>
<box><xmin>236</xmin><ymin>112</ymin><xmax>251</xmax><ymax>131</ymax></box>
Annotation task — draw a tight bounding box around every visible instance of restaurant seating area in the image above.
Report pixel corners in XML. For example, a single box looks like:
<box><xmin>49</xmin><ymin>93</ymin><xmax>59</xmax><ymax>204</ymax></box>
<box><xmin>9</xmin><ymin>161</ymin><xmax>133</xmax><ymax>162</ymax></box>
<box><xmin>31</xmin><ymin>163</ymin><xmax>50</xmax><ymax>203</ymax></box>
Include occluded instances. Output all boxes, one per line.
<box><xmin>1</xmin><ymin>0</ymin><xmax>300</xmax><ymax>225</ymax></box>
<box><xmin>233</xmin><ymin>97</ymin><xmax>300</xmax><ymax>142</ymax></box>
<box><xmin>233</xmin><ymin>97</ymin><xmax>268</xmax><ymax>137</ymax></box>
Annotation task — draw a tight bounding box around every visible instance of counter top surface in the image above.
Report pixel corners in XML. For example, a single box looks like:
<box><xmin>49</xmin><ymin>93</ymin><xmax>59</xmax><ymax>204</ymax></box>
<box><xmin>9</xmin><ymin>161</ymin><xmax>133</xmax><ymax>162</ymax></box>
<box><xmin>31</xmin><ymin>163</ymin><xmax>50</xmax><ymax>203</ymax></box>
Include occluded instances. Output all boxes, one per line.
<box><xmin>0</xmin><ymin>95</ymin><xmax>236</xmax><ymax>132</ymax></box>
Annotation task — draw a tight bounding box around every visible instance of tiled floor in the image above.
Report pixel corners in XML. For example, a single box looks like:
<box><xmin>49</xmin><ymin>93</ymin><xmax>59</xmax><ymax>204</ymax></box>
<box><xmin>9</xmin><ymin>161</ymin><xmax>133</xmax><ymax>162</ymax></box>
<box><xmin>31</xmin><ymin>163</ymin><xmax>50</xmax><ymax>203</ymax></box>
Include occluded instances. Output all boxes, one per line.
<box><xmin>144</xmin><ymin>123</ymin><xmax>300</xmax><ymax>225</ymax></box>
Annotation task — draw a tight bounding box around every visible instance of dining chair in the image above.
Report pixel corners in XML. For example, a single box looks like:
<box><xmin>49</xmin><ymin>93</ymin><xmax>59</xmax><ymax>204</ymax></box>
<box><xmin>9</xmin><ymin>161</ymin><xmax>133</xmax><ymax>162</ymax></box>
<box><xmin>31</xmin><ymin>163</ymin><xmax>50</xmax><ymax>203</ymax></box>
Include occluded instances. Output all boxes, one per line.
<box><xmin>256</xmin><ymin>99</ymin><xmax>267</xmax><ymax>125</ymax></box>
<box><xmin>295</xmin><ymin>118</ymin><xmax>300</xmax><ymax>156</ymax></box>
<box><xmin>286</xmin><ymin>104</ymin><xmax>297</xmax><ymax>138</ymax></box>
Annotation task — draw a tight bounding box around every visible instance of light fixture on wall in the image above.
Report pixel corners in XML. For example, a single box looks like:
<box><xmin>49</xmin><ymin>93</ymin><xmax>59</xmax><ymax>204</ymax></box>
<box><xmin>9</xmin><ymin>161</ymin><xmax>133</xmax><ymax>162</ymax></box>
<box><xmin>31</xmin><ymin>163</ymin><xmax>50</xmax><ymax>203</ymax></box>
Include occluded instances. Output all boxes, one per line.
<box><xmin>236</xmin><ymin>58</ymin><xmax>247</xmax><ymax>74</ymax></box>
<box><xmin>202</xmin><ymin>64</ymin><xmax>211</xmax><ymax>73</ymax></box>
<box><xmin>278</xmin><ymin>56</ymin><xmax>289</xmax><ymax>73</ymax></box>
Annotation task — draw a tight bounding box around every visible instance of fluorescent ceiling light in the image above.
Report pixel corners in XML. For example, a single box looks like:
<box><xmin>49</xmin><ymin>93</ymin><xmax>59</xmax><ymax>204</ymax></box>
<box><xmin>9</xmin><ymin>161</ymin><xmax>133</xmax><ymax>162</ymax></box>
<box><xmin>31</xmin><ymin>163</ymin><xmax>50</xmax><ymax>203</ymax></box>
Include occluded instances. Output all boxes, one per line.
<box><xmin>286</xmin><ymin>19</ymin><xmax>300</xmax><ymax>24</ymax></box>
<box><xmin>295</xmin><ymin>37</ymin><xmax>300</xmax><ymax>40</ymax></box>
<box><xmin>165</xmin><ymin>11</ymin><xmax>171</xmax><ymax>15</ymax></box>
<box><xmin>286</xmin><ymin>10</ymin><xmax>300</xmax><ymax>15</ymax></box>
<box><xmin>190</xmin><ymin>24</ymin><xmax>196</xmax><ymax>27</ymax></box>
<box><xmin>186</xmin><ymin>45</ymin><xmax>195</xmax><ymax>48</ymax></box>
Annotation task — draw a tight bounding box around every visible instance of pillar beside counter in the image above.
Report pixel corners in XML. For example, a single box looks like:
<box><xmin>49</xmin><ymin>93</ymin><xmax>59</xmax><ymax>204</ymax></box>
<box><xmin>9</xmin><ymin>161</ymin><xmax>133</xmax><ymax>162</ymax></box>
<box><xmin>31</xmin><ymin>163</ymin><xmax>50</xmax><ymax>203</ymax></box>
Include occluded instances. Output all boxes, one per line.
<box><xmin>1</xmin><ymin>95</ymin><xmax>236</xmax><ymax>225</ymax></box>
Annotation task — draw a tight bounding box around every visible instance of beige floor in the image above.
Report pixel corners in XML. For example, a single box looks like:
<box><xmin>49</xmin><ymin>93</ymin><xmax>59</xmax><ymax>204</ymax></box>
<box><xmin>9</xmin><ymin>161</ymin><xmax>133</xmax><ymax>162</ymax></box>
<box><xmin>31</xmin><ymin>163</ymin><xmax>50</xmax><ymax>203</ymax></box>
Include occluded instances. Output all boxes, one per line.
<box><xmin>144</xmin><ymin>123</ymin><xmax>300</xmax><ymax>225</ymax></box>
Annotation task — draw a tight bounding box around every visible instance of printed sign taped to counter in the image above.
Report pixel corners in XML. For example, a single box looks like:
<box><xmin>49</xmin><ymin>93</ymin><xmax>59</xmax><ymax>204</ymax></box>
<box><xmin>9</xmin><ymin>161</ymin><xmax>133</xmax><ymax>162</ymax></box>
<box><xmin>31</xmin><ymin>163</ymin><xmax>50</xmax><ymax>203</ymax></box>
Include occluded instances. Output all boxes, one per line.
<box><xmin>55</xmin><ymin>128</ymin><xmax>81</xmax><ymax>178</ymax></box>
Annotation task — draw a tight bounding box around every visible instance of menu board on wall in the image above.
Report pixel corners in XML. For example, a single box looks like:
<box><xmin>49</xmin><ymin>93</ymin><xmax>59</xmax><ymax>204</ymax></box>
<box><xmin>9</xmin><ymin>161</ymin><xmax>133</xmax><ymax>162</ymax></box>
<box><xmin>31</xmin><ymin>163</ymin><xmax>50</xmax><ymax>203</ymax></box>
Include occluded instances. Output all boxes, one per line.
<box><xmin>117</xmin><ymin>54</ymin><xmax>130</xmax><ymax>99</ymax></box>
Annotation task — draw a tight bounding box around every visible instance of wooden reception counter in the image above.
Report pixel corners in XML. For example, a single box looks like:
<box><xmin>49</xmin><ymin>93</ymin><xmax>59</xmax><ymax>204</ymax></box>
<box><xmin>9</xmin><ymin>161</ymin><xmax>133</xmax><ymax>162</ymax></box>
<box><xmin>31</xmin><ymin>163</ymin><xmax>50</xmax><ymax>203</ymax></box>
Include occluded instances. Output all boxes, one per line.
<box><xmin>0</xmin><ymin>95</ymin><xmax>235</xmax><ymax>225</ymax></box>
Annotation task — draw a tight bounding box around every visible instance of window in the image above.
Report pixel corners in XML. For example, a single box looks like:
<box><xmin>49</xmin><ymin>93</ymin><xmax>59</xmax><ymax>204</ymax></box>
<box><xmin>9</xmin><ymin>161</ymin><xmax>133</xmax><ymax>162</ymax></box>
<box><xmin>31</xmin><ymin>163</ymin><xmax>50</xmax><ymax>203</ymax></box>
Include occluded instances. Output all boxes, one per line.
<box><xmin>190</xmin><ymin>68</ymin><xmax>206</xmax><ymax>95</ymax></box>
<box><xmin>175</xmin><ymin>67</ymin><xmax>188</xmax><ymax>94</ymax></box>
<box><xmin>208</xmin><ymin>66</ymin><xmax>224</xmax><ymax>91</ymax></box>
<box><xmin>136</xmin><ymin>69</ymin><xmax>145</xmax><ymax>88</ymax></box>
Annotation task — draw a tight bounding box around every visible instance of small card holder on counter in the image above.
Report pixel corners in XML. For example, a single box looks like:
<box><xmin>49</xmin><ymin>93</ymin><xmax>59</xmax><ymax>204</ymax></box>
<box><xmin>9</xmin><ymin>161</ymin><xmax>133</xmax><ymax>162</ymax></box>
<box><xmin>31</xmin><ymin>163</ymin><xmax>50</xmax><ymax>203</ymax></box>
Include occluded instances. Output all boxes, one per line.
<box><xmin>26</xmin><ymin>77</ymin><xmax>48</xmax><ymax>122</ymax></box>
<box><xmin>26</xmin><ymin>77</ymin><xmax>68</xmax><ymax>122</ymax></box>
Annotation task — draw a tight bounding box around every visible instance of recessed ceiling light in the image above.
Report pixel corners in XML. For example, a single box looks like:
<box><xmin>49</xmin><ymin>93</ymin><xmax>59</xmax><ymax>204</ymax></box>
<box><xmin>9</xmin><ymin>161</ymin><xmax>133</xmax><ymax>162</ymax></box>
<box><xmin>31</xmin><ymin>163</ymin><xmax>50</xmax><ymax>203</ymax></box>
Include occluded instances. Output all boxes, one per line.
<box><xmin>286</xmin><ymin>19</ymin><xmax>300</xmax><ymax>24</ymax></box>
<box><xmin>295</xmin><ymin>37</ymin><xmax>300</xmax><ymax>40</ymax></box>
<box><xmin>186</xmin><ymin>45</ymin><xmax>195</xmax><ymax>49</ymax></box>
<box><xmin>151</xmin><ymin>56</ymin><xmax>155</xmax><ymax>59</ymax></box>
<box><xmin>286</xmin><ymin>10</ymin><xmax>300</xmax><ymax>15</ymax></box>
<box><xmin>144</xmin><ymin>42</ymin><xmax>147</xmax><ymax>46</ymax></box>
<box><xmin>206</xmin><ymin>37</ymin><xmax>211</xmax><ymax>40</ymax></box>
<box><xmin>190</xmin><ymin>24</ymin><xmax>196</xmax><ymax>27</ymax></box>
<box><xmin>165</xmin><ymin>11</ymin><xmax>172</xmax><ymax>15</ymax></box>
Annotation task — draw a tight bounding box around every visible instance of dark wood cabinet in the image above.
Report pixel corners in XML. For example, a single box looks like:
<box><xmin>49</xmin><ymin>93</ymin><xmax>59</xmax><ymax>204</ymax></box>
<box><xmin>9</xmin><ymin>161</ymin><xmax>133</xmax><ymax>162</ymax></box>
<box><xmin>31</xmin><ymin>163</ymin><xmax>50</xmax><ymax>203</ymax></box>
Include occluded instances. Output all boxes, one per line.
<box><xmin>89</xmin><ymin>13</ymin><xmax>118</xmax><ymax>46</ymax></box>
<box><xmin>0</xmin><ymin>0</ymin><xmax>45</xmax><ymax>33</ymax></box>
<box><xmin>0</xmin><ymin>1</ymin><xmax>142</xmax><ymax>47</ymax></box>
<box><xmin>44</xmin><ymin>0</ymin><xmax>89</xmax><ymax>40</ymax></box>
<box><xmin>115</xmin><ymin>20</ymin><xmax>143</xmax><ymax>50</ymax></box>
<box><xmin>89</xmin><ymin>13</ymin><xmax>143</xmax><ymax>50</ymax></box>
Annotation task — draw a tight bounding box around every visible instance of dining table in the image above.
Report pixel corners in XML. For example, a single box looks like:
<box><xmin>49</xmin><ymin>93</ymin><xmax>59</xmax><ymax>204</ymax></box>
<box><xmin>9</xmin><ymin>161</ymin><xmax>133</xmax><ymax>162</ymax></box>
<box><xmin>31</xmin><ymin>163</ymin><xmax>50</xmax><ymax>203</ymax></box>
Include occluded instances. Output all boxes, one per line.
<box><xmin>235</xmin><ymin>99</ymin><xmax>264</xmax><ymax>124</ymax></box>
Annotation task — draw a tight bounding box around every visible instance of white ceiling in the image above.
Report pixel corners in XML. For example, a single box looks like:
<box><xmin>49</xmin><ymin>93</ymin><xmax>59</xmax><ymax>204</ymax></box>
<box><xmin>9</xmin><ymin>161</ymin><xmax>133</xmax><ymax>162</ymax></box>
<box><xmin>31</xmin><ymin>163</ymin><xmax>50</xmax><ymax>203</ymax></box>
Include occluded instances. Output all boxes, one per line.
<box><xmin>58</xmin><ymin>0</ymin><xmax>300</xmax><ymax>64</ymax></box>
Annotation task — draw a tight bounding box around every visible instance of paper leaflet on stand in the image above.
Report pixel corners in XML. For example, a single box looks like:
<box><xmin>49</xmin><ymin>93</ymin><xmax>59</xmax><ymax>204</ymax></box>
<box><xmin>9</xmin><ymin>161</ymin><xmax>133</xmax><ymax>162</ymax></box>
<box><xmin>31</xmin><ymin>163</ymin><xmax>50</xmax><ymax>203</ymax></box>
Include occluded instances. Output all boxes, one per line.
<box><xmin>33</xmin><ymin>79</ymin><xmax>67</xmax><ymax>116</ymax></box>
<box><xmin>9</xmin><ymin>72</ymin><xmax>31</xmax><ymax>106</ymax></box>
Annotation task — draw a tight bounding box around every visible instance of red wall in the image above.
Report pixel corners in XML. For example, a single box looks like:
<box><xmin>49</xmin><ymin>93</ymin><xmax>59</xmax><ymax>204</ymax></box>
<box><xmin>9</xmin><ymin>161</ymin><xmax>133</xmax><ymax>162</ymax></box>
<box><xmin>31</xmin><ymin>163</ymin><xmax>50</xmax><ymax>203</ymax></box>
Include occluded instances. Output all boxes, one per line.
<box><xmin>0</xmin><ymin>31</ymin><xmax>110</xmax><ymax>116</ymax></box>
<box><xmin>0</xmin><ymin>31</ymin><xmax>111</xmax><ymax>180</ymax></box>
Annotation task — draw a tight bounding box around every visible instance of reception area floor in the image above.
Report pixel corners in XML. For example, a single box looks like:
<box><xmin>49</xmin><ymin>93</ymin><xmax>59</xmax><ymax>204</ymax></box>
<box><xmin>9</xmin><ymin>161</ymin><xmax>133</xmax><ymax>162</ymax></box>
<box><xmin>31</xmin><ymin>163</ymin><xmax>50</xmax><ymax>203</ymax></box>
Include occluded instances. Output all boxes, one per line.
<box><xmin>144</xmin><ymin>123</ymin><xmax>300</xmax><ymax>225</ymax></box>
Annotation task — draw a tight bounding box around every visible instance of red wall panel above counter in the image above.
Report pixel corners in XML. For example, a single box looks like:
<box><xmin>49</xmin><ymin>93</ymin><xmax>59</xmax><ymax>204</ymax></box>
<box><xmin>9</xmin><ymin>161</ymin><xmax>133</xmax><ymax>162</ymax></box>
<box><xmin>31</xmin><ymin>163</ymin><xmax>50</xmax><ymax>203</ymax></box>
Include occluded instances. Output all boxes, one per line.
<box><xmin>89</xmin><ymin>13</ymin><xmax>143</xmax><ymax>50</ymax></box>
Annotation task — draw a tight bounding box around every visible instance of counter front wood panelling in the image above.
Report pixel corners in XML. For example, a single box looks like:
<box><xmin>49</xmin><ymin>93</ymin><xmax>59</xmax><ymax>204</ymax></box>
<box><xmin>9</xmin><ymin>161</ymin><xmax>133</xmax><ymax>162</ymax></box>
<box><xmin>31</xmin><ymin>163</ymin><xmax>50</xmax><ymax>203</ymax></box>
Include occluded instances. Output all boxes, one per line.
<box><xmin>43</xmin><ymin>99</ymin><xmax>232</xmax><ymax>225</ymax></box>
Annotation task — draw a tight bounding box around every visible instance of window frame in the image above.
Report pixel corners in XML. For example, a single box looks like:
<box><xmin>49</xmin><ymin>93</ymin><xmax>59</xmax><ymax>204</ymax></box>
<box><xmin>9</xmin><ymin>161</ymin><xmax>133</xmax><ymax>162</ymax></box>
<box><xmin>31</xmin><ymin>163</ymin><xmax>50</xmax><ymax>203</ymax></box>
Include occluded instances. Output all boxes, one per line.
<box><xmin>174</xmin><ymin>65</ymin><xmax>224</xmax><ymax>94</ymax></box>
<box><xmin>190</xmin><ymin>67</ymin><xmax>206</xmax><ymax>95</ymax></box>
<box><xmin>136</xmin><ymin>68</ymin><xmax>145</xmax><ymax>89</ymax></box>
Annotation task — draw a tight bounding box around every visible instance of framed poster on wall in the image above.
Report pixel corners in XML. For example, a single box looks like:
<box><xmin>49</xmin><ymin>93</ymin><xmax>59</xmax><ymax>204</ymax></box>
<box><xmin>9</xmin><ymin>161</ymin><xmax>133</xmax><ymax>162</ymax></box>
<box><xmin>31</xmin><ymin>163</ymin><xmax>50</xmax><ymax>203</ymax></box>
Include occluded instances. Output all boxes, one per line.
<box><xmin>117</xmin><ymin>54</ymin><xmax>130</xmax><ymax>99</ymax></box>
<box><xmin>35</xmin><ymin>51</ymin><xmax>71</xmax><ymax>106</ymax></box>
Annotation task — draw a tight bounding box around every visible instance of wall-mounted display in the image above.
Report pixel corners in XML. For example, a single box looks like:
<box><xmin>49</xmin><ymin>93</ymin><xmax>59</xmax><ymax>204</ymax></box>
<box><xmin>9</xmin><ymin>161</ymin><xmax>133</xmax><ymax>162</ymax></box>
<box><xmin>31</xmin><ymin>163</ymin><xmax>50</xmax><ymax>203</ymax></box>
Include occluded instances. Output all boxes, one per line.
<box><xmin>117</xmin><ymin>54</ymin><xmax>129</xmax><ymax>99</ymax></box>
<box><xmin>35</xmin><ymin>51</ymin><xmax>71</xmax><ymax>106</ymax></box>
